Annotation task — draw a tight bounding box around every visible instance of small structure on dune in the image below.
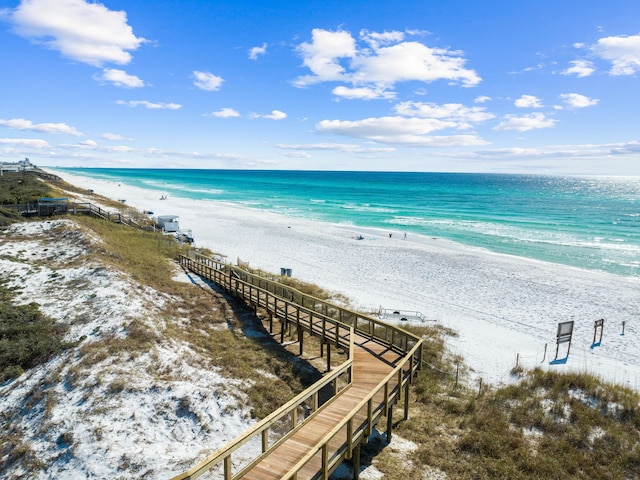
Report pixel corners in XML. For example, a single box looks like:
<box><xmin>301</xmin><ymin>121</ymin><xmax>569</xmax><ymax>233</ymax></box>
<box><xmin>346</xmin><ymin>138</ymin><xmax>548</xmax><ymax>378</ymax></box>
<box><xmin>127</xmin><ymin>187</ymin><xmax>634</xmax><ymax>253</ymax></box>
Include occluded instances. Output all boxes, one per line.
<box><xmin>37</xmin><ymin>197</ymin><xmax>69</xmax><ymax>216</ymax></box>
<box><xmin>156</xmin><ymin>215</ymin><xmax>179</xmax><ymax>233</ymax></box>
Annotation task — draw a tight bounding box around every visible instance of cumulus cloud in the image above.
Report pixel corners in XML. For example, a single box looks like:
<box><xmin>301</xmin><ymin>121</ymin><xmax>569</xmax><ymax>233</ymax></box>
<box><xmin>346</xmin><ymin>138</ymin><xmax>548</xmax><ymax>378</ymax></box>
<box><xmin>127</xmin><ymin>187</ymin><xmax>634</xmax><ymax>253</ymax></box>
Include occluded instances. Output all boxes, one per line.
<box><xmin>0</xmin><ymin>138</ymin><xmax>50</xmax><ymax>148</ymax></box>
<box><xmin>193</xmin><ymin>71</ymin><xmax>224</xmax><ymax>91</ymax></box>
<box><xmin>277</xmin><ymin>143</ymin><xmax>395</xmax><ymax>154</ymax></box>
<box><xmin>332</xmin><ymin>86</ymin><xmax>396</xmax><ymax>100</ymax></box>
<box><xmin>295</xmin><ymin>29</ymin><xmax>357</xmax><ymax>85</ymax></box>
<box><xmin>210</xmin><ymin>108</ymin><xmax>240</xmax><ymax>118</ymax></box>
<box><xmin>249</xmin><ymin>42</ymin><xmax>267</xmax><ymax>60</ymax></box>
<box><xmin>97</xmin><ymin>68</ymin><xmax>144</xmax><ymax>88</ymax></box>
<box><xmin>101</xmin><ymin>132</ymin><xmax>123</xmax><ymax>141</ymax></box>
<box><xmin>561</xmin><ymin>59</ymin><xmax>595</xmax><ymax>77</ymax></box>
<box><xmin>558</xmin><ymin>93</ymin><xmax>599</xmax><ymax>109</ymax></box>
<box><xmin>394</xmin><ymin>101</ymin><xmax>495</xmax><ymax>125</ymax></box>
<box><xmin>591</xmin><ymin>33</ymin><xmax>640</xmax><ymax>75</ymax></box>
<box><xmin>8</xmin><ymin>0</ymin><xmax>146</xmax><ymax>67</ymax></box>
<box><xmin>293</xmin><ymin>28</ymin><xmax>480</xmax><ymax>99</ymax></box>
<box><xmin>116</xmin><ymin>100</ymin><xmax>181</xmax><ymax>110</ymax></box>
<box><xmin>0</xmin><ymin>118</ymin><xmax>83</xmax><ymax>136</ymax></box>
<box><xmin>494</xmin><ymin>113</ymin><xmax>556</xmax><ymax>132</ymax></box>
<box><xmin>315</xmin><ymin>116</ymin><xmax>487</xmax><ymax>146</ymax></box>
<box><xmin>514</xmin><ymin>95</ymin><xmax>543</xmax><ymax>108</ymax></box>
<box><xmin>251</xmin><ymin>110</ymin><xmax>287</xmax><ymax>120</ymax></box>
<box><xmin>474</xmin><ymin>95</ymin><xmax>492</xmax><ymax>103</ymax></box>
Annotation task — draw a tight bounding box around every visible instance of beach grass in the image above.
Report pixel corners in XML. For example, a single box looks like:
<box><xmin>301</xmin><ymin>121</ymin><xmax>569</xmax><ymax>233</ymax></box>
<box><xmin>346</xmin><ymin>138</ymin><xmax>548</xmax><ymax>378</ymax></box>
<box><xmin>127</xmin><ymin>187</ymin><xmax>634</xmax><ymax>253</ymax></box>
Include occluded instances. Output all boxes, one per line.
<box><xmin>0</xmin><ymin>282</ymin><xmax>70</xmax><ymax>383</ymax></box>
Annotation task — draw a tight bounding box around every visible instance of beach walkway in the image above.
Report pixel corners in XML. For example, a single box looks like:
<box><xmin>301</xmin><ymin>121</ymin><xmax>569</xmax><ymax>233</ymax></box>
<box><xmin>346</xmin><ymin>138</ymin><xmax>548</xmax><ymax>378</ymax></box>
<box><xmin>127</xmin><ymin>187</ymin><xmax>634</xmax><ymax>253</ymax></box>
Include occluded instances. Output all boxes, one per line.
<box><xmin>173</xmin><ymin>253</ymin><xmax>424</xmax><ymax>480</ymax></box>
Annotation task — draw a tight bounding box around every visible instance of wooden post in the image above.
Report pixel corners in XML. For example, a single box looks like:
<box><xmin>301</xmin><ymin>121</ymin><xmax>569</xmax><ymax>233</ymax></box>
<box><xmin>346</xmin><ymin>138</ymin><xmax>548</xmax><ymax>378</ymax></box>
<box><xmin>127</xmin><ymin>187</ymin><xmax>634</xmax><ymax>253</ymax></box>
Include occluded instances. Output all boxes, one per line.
<box><xmin>326</xmin><ymin>342</ymin><xmax>331</xmax><ymax>372</ymax></box>
<box><xmin>353</xmin><ymin>443</ymin><xmax>361</xmax><ymax>480</ymax></box>
<box><xmin>403</xmin><ymin>380</ymin><xmax>410</xmax><ymax>420</ymax></box>
<box><xmin>386</xmin><ymin>404</ymin><xmax>393</xmax><ymax>443</ymax></box>
<box><xmin>280</xmin><ymin>319</ymin><xmax>285</xmax><ymax>343</ymax></box>
<box><xmin>224</xmin><ymin>456</ymin><xmax>231</xmax><ymax>480</ymax></box>
<box><xmin>268</xmin><ymin>313</ymin><xmax>273</xmax><ymax>334</ymax></box>
<box><xmin>298</xmin><ymin>325</ymin><xmax>304</xmax><ymax>356</ymax></box>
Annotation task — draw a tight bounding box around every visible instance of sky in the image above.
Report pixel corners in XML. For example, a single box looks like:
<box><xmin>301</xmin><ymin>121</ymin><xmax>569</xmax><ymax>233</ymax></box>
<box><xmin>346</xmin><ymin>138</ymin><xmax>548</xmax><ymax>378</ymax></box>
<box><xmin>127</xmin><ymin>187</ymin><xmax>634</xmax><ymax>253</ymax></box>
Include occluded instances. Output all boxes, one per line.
<box><xmin>0</xmin><ymin>0</ymin><xmax>639</xmax><ymax>174</ymax></box>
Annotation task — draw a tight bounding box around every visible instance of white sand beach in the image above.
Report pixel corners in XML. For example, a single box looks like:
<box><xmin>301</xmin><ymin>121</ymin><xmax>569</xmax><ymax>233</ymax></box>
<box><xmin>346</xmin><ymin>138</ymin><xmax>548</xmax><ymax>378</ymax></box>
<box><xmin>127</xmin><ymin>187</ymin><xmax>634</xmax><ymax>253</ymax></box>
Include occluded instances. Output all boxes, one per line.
<box><xmin>50</xmin><ymin>169</ymin><xmax>640</xmax><ymax>390</ymax></box>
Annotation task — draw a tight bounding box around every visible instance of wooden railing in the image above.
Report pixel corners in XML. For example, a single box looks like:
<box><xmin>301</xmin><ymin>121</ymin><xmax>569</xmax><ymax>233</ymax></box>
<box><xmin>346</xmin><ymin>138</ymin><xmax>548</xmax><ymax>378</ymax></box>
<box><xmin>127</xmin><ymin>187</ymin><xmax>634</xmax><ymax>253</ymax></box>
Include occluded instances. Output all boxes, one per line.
<box><xmin>172</xmin><ymin>352</ymin><xmax>354</xmax><ymax>480</ymax></box>
<box><xmin>175</xmin><ymin>253</ymin><xmax>424</xmax><ymax>479</ymax></box>
<box><xmin>281</xmin><ymin>341</ymin><xmax>423</xmax><ymax>479</ymax></box>
<box><xmin>8</xmin><ymin>201</ymin><xmax>147</xmax><ymax>229</ymax></box>
<box><xmin>186</xmin><ymin>252</ymin><xmax>422</xmax><ymax>361</ymax></box>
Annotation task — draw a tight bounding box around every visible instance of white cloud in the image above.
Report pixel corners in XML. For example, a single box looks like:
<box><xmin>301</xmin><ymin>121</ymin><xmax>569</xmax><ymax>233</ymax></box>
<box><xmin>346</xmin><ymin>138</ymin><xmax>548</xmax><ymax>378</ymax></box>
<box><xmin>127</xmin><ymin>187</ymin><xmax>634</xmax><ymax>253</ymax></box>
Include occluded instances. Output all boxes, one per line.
<box><xmin>332</xmin><ymin>86</ymin><xmax>396</xmax><ymax>100</ymax></box>
<box><xmin>210</xmin><ymin>108</ymin><xmax>240</xmax><ymax>118</ymax></box>
<box><xmin>315</xmin><ymin>116</ymin><xmax>487</xmax><ymax>146</ymax></box>
<box><xmin>293</xmin><ymin>28</ymin><xmax>480</xmax><ymax>98</ymax></box>
<box><xmin>350</xmin><ymin>41</ymin><xmax>481</xmax><ymax>87</ymax></box>
<box><xmin>514</xmin><ymin>95</ymin><xmax>543</xmax><ymax>108</ymax></box>
<box><xmin>359</xmin><ymin>29</ymin><xmax>405</xmax><ymax>48</ymax></box>
<box><xmin>116</xmin><ymin>100</ymin><xmax>181</xmax><ymax>110</ymax></box>
<box><xmin>249</xmin><ymin>42</ymin><xmax>267</xmax><ymax>60</ymax></box>
<box><xmin>394</xmin><ymin>101</ymin><xmax>495</xmax><ymax>125</ymax></box>
<box><xmin>193</xmin><ymin>71</ymin><xmax>224</xmax><ymax>91</ymax></box>
<box><xmin>561</xmin><ymin>59</ymin><xmax>595</xmax><ymax>77</ymax></box>
<box><xmin>78</xmin><ymin>139</ymin><xmax>97</xmax><ymax>147</ymax></box>
<box><xmin>97</xmin><ymin>68</ymin><xmax>144</xmax><ymax>88</ymax></box>
<box><xmin>251</xmin><ymin>110</ymin><xmax>287</xmax><ymax>120</ymax></box>
<box><xmin>474</xmin><ymin>95</ymin><xmax>492</xmax><ymax>103</ymax></box>
<box><xmin>0</xmin><ymin>118</ymin><xmax>83</xmax><ymax>136</ymax></box>
<box><xmin>101</xmin><ymin>132</ymin><xmax>123</xmax><ymax>141</ymax></box>
<box><xmin>294</xmin><ymin>29</ymin><xmax>357</xmax><ymax>86</ymax></box>
<box><xmin>9</xmin><ymin>0</ymin><xmax>146</xmax><ymax>67</ymax></box>
<box><xmin>277</xmin><ymin>143</ymin><xmax>395</xmax><ymax>154</ymax></box>
<box><xmin>0</xmin><ymin>138</ymin><xmax>50</xmax><ymax>148</ymax></box>
<box><xmin>591</xmin><ymin>33</ymin><xmax>640</xmax><ymax>75</ymax></box>
<box><xmin>494</xmin><ymin>113</ymin><xmax>556</xmax><ymax>132</ymax></box>
<box><xmin>559</xmin><ymin>93</ymin><xmax>599</xmax><ymax>109</ymax></box>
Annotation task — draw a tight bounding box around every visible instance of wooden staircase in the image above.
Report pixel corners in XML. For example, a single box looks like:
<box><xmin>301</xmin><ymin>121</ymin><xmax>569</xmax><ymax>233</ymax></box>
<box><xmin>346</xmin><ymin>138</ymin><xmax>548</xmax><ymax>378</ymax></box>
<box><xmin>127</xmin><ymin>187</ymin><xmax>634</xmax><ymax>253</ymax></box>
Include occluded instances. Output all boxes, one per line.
<box><xmin>173</xmin><ymin>253</ymin><xmax>423</xmax><ymax>480</ymax></box>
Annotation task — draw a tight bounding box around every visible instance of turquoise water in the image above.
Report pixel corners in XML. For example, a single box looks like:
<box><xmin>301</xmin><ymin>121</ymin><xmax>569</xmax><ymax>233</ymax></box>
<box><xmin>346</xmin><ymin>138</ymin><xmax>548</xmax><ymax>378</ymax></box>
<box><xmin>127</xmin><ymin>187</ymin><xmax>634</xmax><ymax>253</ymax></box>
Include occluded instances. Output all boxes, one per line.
<box><xmin>59</xmin><ymin>168</ymin><xmax>640</xmax><ymax>277</ymax></box>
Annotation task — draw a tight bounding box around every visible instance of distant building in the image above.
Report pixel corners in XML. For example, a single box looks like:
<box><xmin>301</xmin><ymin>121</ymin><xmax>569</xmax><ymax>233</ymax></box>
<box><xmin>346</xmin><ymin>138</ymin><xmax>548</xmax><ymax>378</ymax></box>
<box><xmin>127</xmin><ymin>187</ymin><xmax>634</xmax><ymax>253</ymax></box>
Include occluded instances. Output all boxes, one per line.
<box><xmin>0</xmin><ymin>158</ymin><xmax>36</xmax><ymax>174</ymax></box>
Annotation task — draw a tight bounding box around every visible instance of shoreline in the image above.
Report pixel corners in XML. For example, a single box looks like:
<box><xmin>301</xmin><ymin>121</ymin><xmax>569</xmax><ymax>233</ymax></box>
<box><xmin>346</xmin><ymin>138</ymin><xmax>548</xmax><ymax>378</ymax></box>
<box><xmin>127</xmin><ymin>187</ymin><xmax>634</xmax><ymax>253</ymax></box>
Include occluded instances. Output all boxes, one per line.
<box><xmin>47</xmin><ymin>168</ymin><xmax>640</xmax><ymax>390</ymax></box>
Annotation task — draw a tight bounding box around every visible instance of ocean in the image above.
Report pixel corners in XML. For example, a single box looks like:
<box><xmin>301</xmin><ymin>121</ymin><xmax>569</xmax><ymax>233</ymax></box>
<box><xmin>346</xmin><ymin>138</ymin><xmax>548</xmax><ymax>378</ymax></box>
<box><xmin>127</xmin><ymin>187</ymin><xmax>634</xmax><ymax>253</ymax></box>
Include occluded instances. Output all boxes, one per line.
<box><xmin>58</xmin><ymin>168</ymin><xmax>640</xmax><ymax>278</ymax></box>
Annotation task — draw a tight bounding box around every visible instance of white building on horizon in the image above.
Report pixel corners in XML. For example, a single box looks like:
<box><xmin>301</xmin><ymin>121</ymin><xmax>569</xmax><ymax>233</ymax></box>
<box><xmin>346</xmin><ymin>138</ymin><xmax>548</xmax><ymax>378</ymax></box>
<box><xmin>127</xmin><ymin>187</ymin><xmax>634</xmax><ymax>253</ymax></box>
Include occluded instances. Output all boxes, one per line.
<box><xmin>0</xmin><ymin>158</ymin><xmax>36</xmax><ymax>174</ymax></box>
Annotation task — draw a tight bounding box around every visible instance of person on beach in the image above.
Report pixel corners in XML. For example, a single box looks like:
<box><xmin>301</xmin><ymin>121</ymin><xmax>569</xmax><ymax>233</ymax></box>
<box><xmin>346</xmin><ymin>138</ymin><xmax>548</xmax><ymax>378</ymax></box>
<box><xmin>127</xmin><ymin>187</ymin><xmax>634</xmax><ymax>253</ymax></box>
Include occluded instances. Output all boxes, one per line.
<box><xmin>389</xmin><ymin>233</ymin><xmax>392</xmax><ymax>238</ymax></box>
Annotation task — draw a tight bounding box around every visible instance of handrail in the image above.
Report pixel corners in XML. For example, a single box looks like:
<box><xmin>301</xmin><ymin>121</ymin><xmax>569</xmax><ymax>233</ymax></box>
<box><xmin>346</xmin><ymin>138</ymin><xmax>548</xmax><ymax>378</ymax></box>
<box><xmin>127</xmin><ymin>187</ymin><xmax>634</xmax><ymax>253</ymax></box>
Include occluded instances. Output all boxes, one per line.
<box><xmin>174</xmin><ymin>255</ymin><xmax>355</xmax><ymax>480</ymax></box>
<box><xmin>188</xmin><ymin>252</ymin><xmax>422</xmax><ymax>355</ymax></box>
<box><xmin>172</xmin><ymin>352</ymin><xmax>354</xmax><ymax>480</ymax></box>
<box><xmin>181</xmin><ymin>255</ymin><xmax>352</xmax><ymax>352</ymax></box>
<box><xmin>283</xmin><ymin>341</ymin><xmax>423</xmax><ymax>478</ymax></box>
<box><xmin>175</xmin><ymin>253</ymin><xmax>424</xmax><ymax>480</ymax></box>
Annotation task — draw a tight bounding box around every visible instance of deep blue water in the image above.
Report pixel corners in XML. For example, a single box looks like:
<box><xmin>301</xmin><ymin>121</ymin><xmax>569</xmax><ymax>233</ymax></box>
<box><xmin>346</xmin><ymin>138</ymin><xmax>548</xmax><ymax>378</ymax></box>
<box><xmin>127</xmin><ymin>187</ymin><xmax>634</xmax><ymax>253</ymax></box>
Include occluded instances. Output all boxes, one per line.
<box><xmin>58</xmin><ymin>168</ymin><xmax>640</xmax><ymax>277</ymax></box>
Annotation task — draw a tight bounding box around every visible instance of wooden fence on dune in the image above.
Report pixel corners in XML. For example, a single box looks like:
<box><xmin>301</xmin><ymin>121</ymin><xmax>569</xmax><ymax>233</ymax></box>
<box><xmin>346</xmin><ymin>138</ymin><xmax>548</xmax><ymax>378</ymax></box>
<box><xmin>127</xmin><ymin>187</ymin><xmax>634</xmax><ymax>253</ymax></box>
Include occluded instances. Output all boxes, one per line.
<box><xmin>174</xmin><ymin>252</ymin><xmax>424</xmax><ymax>480</ymax></box>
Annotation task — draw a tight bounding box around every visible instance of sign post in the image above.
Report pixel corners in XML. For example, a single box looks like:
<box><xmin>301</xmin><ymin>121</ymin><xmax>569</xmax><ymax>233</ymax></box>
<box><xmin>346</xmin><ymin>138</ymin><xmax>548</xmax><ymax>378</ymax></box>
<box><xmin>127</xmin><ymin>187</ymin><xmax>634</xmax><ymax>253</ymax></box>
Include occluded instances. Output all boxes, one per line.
<box><xmin>555</xmin><ymin>321</ymin><xmax>574</xmax><ymax>360</ymax></box>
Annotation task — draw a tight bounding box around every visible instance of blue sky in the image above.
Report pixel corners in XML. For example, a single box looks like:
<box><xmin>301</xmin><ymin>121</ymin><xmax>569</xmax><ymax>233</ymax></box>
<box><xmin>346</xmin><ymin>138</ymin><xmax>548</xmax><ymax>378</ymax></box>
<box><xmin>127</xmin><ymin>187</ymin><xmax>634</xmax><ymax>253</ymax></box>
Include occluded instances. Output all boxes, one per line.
<box><xmin>1</xmin><ymin>0</ymin><xmax>639</xmax><ymax>174</ymax></box>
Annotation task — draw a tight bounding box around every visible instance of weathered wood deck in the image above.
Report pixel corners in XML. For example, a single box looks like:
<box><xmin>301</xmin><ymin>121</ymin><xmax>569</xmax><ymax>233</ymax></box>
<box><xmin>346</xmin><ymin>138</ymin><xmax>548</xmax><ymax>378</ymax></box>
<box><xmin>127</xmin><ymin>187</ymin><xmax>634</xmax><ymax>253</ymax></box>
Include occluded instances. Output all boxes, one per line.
<box><xmin>174</xmin><ymin>254</ymin><xmax>423</xmax><ymax>480</ymax></box>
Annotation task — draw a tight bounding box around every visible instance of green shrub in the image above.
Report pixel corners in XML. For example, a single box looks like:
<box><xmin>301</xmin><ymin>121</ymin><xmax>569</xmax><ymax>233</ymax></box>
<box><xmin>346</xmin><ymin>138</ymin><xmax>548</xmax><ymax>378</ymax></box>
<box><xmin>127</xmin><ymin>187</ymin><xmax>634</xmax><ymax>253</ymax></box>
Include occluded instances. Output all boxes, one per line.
<box><xmin>0</xmin><ymin>290</ymin><xmax>69</xmax><ymax>383</ymax></box>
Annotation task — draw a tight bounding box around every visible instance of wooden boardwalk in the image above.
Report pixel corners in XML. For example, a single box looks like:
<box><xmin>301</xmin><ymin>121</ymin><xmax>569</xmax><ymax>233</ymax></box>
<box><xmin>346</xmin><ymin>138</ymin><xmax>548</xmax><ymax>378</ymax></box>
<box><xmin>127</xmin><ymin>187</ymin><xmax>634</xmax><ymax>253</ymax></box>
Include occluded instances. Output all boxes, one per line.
<box><xmin>174</xmin><ymin>254</ymin><xmax>423</xmax><ymax>480</ymax></box>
